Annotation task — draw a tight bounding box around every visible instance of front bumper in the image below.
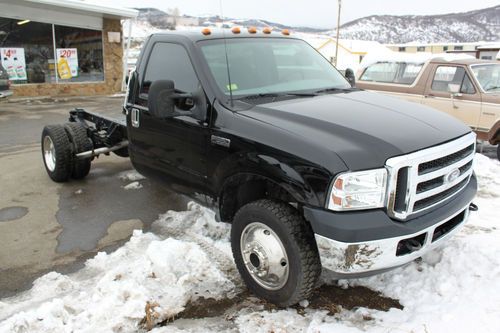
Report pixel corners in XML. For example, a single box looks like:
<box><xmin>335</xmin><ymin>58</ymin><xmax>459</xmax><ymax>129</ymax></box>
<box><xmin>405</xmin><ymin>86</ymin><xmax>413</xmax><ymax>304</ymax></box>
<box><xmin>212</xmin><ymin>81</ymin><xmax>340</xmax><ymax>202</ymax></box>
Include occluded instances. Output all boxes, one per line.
<box><xmin>0</xmin><ymin>90</ymin><xmax>13</xmax><ymax>98</ymax></box>
<box><xmin>304</xmin><ymin>174</ymin><xmax>477</xmax><ymax>278</ymax></box>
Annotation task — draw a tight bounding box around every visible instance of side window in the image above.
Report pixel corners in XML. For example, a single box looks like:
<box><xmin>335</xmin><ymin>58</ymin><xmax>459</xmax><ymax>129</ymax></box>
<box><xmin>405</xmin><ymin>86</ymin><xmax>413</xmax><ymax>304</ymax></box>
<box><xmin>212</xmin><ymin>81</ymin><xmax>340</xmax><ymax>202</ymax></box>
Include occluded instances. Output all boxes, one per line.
<box><xmin>138</xmin><ymin>43</ymin><xmax>199</xmax><ymax>103</ymax></box>
<box><xmin>431</xmin><ymin>66</ymin><xmax>475</xmax><ymax>94</ymax></box>
<box><xmin>360</xmin><ymin>62</ymin><xmax>423</xmax><ymax>85</ymax></box>
<box><xmin>360</xmin><ymin>62</ymin><xmax>399</xmax><ymax>83</ymax></box>
<box><xmin>461</xmin><ymin>74</ymin><xmax>476</xmax><ymax>94</ymax></box>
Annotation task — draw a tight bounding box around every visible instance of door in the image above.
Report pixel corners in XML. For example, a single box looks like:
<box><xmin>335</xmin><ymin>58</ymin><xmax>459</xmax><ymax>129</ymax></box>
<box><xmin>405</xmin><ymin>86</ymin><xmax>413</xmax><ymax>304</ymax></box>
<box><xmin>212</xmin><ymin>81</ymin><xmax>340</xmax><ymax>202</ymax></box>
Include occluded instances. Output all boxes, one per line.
<box><xmin>128</xmin><ymin>42</ymin><xmax>210</xmax><ymax>194</ymax></box>
<box><xmin>422</xmin><ymin>65</ymin><xmax>481</xmax><ymax>128</ymax></box>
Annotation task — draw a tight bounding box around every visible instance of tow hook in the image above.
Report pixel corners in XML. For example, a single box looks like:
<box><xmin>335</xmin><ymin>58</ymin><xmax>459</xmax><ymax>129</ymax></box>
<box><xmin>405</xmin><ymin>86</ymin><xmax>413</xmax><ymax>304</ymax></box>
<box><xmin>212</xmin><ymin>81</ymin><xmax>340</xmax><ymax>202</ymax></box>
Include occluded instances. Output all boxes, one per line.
<box><xmin>469</xmin><ymin>203</ymin><xmax>478</xmax><ymax>212</ymax></box>
<box><xmin>402</xmin><ymin>239</ymin><xmax>423</xmax><ymax>253</ymax></box>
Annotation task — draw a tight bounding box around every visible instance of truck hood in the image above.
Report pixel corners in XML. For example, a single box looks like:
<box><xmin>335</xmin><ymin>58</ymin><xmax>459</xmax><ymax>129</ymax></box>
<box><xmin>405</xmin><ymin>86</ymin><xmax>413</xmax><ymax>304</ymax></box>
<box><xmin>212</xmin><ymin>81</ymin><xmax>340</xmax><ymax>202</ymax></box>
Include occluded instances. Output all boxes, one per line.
<box><xmin>239</xmin><ymin>90</ymin><xmax>471</xmax><ymax>170</ymax></box>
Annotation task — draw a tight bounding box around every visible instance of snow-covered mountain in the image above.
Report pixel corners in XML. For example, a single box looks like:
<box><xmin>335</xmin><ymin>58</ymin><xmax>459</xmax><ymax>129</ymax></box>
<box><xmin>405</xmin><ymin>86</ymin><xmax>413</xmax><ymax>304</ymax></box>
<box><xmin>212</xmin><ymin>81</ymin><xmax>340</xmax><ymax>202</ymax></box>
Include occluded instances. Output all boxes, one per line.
<box><xmin>132</xmin><ymin>6</ymin><xmax>500</xmax><ymax>43</ymax></box>
<box><xmin>336</xmin><ymin>5</ymin><xmax>500</xmax><ymax>43</ymax></box>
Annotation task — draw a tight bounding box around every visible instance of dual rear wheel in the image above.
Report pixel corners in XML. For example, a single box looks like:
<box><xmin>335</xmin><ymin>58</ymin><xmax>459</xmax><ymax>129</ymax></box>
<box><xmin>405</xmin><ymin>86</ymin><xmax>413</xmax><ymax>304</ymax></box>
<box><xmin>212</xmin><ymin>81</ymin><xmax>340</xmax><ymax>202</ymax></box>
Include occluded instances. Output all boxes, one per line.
<box><xmin>41</xmin><ymin>123</ymin><xmax>92</xmax><ymax>182</ymax></box>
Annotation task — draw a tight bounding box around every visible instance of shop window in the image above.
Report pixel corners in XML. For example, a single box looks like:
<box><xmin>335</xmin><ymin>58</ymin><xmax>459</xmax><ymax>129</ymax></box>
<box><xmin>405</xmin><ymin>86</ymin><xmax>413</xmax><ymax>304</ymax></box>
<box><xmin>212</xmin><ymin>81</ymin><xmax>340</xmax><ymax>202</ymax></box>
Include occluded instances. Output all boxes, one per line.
<box><xmin>398</xmin><ymin>47</ymin><xmax>406</xmax><ymax>52</ymax></box>
<box><xmin>0</xmin><ymin>17</ymin><xmax>56</xmax><ymax>84</ymax></box>
<box><xmin>54</xmin><ymin>25</ymin><xmax>104</xmax><ymax>82</ymax></box>
<box><xmin>417</xmin><ymin>46</ymin><xmax>425</xmax><ymax>52</ymax></box>
<box><xmin>454</xmin><ymin>45</ymin><xmax>463</xmax><ymax>51</ymax></box>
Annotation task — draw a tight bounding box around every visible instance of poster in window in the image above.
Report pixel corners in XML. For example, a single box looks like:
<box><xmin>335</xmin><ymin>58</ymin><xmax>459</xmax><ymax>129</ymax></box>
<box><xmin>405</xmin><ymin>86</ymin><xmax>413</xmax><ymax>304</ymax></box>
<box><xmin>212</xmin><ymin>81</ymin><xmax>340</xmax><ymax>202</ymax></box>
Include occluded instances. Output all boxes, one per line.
<box><xmin>56</xmin><ymin>48</ymin><xmax>78</xmax><ymax>79</ymax></box>
<box><xmin>0</xmin><ymin>48</ymin><xmax>27</xmax><ymax>81</ymax></box>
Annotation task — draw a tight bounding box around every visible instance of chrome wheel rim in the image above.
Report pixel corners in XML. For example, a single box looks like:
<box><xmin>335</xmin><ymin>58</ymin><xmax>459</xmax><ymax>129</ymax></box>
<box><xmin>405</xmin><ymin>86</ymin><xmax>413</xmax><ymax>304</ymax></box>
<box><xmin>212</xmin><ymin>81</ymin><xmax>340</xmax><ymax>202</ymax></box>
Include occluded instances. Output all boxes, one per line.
<box><xmin>43</xmin><ymin>136</ymin><xmax>56</xmax><ymax>172</ymax></box>
<box><xmin>240</xmin><ymin>222</ymin><xmax>289</xmax><ymax>290</ymax></box>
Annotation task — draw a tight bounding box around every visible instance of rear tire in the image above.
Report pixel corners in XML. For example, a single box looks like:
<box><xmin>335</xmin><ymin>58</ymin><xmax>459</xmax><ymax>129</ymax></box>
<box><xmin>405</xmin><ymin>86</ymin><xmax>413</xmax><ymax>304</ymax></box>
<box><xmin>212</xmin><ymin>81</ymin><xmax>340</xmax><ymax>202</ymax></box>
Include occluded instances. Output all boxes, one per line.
<box><xmin>41</xmin><ymin>125</ymin><xmax>72</xmax><ymax>182</ymax></box>
<box><xmin>231</xmin><ymin>199</ymin><xmax>321</xmax><ymax>307</ymax></box>
<box><xmin>64</xmin><ymin>122</ymin><xmax>93</xmax><ymax>179</ymax></box>
<box><xmin>497</xmin><ymin>144</ymin><xmax>500</xmax><ymax>161</ymax></box>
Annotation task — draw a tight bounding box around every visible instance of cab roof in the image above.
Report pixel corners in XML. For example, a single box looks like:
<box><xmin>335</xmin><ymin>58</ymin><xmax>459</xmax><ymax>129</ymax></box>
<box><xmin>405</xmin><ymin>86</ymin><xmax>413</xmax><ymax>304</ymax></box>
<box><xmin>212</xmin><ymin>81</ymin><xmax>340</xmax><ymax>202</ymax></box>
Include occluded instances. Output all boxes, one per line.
<box><xmin>149</xmin><ymin>29</ymin><xmax>296</xmax><ymax>42</ymax></box>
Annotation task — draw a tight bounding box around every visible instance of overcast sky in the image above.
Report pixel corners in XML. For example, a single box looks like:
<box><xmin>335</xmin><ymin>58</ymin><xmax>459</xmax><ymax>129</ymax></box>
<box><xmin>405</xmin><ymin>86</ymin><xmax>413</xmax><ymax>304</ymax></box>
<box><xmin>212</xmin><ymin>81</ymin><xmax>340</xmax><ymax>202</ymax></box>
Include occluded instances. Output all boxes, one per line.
<box><xmin>94</xmin><ymin>0</ymin><xmax>499</xmax><ymax>29</ymax></box>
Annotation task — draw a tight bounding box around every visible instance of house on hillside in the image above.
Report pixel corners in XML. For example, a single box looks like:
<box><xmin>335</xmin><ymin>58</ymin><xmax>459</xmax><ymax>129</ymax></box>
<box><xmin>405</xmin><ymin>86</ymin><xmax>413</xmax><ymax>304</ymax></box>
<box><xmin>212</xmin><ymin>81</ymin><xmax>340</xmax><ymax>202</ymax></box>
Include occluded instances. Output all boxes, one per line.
<box><xmin>304</xmin><ymin>36</ymin><xmax>389</xmax><ymax>71</ymax></box>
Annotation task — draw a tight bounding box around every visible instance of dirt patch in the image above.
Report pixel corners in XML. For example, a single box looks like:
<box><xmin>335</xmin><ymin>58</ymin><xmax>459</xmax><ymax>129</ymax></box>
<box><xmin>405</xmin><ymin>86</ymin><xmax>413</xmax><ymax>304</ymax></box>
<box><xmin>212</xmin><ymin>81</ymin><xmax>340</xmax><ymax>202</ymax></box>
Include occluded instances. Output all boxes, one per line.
<box><xmin>302</xmin><ymin>284</ymin><xmax>403</xmax><ymax>315</ymax></box>
<box><xmin>149</xmin><ymin>285</ymin><xmax>402</xmax><ymax>330</ymax></box>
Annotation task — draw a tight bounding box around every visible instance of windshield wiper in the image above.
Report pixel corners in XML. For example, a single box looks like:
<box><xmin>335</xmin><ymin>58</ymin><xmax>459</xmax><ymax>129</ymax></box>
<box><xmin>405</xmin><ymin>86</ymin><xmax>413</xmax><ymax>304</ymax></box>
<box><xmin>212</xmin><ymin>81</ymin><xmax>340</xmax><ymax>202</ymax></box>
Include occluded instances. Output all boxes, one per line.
<box><xmin>238</xmin><ymin>92</ymin><xmax>317</xmax><ymax>101</ymax></box>
<box><xmin>314</xmin><ymin>87</ymin><xmax>355</xmax><ymax>94</ymax></box>
<box><xmin>485</xmin><ymin>86</ymin><xmax>500</xmax><ymax>91</ymax></box>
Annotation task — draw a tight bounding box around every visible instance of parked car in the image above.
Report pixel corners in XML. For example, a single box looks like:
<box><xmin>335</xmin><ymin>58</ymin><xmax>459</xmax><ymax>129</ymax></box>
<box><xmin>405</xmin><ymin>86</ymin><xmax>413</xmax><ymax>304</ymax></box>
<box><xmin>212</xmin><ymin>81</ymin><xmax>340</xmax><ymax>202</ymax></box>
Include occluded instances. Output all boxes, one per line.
<box><xmin>41</xmin><ymin>31</ymin><xmax>477</xmax><ymax>306</ymax></box>
<box><xmin>356</xmin><ymin>58</ymin><xmax>500</xmax><ymax>160</ymax></box>
<box><xmin>0</xmin><ymin>63</ymin><xmax>13</xmax><ymax>99</ymax></box>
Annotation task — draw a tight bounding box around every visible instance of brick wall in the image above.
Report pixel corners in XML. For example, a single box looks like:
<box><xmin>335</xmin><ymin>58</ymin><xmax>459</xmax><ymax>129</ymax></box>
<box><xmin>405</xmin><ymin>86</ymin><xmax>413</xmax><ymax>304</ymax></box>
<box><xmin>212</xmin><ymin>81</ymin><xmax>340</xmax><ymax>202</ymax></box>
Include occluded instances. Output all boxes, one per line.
<box><xmin>12</xmin><ymin>18</ymin><xmax>124</xmax><ymax>97</ymax></box>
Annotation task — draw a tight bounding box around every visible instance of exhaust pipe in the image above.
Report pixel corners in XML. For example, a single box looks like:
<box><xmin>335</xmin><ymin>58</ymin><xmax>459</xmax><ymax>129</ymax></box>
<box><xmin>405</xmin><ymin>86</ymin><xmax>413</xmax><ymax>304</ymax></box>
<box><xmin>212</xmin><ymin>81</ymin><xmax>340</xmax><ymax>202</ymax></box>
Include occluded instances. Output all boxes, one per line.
<box><xmin>469</xmin><ymin>203</ymin><xmax>478</xmax><ymax>212</ymax></box>
<box><xmin>76</xmin><ymin>140</ymin><xmax>129</xmax><ymax>159</ymax></box>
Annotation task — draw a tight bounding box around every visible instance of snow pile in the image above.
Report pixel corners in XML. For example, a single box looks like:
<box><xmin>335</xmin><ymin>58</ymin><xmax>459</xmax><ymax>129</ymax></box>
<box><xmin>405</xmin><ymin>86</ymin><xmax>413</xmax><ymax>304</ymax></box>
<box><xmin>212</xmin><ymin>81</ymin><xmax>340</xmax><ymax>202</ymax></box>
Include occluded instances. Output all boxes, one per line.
<box><xmin>0</xmin><ymin>205</ymin><xmax>235</xmax><ymax>332</ymax></box>
<box><xmin>0</xmin><ymin>156</ymin><xmax>499</xmax><ymax>333</ymax></box>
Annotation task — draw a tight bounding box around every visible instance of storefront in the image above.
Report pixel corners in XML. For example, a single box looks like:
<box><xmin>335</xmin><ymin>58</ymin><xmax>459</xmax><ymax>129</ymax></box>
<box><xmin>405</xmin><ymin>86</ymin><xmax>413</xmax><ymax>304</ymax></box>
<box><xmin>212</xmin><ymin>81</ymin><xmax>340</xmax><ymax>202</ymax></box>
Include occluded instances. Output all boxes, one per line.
<box><xmin>0</xmin><ymin>0</ymin><xmax>137</xmax><ymax>97</ymax></box>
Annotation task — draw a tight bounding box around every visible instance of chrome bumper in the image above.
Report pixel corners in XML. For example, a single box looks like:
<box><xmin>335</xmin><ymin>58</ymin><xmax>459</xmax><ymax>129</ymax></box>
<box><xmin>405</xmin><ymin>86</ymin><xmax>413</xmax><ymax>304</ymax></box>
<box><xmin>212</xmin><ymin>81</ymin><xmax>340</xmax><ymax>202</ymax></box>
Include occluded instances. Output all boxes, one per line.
<box><xmin>315</xmin><ymin>203</ymin><xmax>471</xmax><ymax>277</ymax></box>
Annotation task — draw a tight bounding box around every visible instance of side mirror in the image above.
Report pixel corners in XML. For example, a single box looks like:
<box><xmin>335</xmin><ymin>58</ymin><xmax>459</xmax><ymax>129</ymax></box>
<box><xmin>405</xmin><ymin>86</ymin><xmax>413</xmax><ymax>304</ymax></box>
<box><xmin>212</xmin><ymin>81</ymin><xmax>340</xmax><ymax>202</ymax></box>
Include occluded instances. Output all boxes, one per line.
<box><xmin>448</xmin><ymin>83</ymin><xmax>460</xmax><ymax>94</ymax></box>
<box><xmin>148</xmin><ymin>80</ymin><xmax>176</xmax><ymax>118</ymax></box>
<box><xmin>345</xmin><ymin>68</ymin><xmax>356</xmax><ymax>87</ymax></box>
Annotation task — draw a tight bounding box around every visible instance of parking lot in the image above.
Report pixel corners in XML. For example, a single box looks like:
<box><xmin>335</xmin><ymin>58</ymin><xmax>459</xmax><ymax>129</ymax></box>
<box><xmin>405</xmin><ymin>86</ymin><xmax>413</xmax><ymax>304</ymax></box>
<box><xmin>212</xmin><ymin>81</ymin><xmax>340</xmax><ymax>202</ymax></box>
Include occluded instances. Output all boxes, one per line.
<box><xmin>0</xmin><ymin>96</ymin><xmax>189</xmax><ymax>297</ymax></box>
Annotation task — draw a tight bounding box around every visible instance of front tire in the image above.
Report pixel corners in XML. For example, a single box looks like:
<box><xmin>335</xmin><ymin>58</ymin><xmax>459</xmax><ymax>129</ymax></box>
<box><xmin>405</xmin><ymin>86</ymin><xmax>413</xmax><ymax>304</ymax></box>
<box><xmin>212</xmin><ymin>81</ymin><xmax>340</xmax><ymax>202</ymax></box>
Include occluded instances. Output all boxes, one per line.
<box><xmin>41</xmin><ymin>125</ymin><xmax>72</xmax><ymax>182</ymax></box>
<box><xmin>231</xmin><ymin>199</ymin><xmax>321</xmax><ymax>307</ymax></box>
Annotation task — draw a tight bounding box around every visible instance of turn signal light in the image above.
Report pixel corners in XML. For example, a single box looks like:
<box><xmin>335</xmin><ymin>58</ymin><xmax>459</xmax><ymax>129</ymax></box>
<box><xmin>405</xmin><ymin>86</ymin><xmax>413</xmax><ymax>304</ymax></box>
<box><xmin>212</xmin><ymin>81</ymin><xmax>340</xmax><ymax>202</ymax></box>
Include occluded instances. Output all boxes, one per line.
<box><xmin>231</xmin><ymin>26</ymin><xmax>241</xmax><ymax>34</ymax></box>
<box><xmin>281</xmin><ymin>29</ymin><xmax>290</xmax><ymax>36</ymax></box>
<box><xmin>248</xmin><ymin>26</ymin><xmax>257</xmax><ymax>34</ymax></box>
<box><xmin>201</xmin><ymin>28</ymin><xmax>211</xmax><ymax>35</ymax></box>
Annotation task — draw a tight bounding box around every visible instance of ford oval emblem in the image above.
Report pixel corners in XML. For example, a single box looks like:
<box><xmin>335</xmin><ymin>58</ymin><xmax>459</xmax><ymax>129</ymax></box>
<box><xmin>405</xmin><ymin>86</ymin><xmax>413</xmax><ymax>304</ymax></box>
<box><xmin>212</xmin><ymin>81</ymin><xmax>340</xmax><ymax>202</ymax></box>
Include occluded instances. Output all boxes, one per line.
<box><xmin>445</xmin><ymin>168</ymin><xmax>460</xmax><ymax>183</ymax></box>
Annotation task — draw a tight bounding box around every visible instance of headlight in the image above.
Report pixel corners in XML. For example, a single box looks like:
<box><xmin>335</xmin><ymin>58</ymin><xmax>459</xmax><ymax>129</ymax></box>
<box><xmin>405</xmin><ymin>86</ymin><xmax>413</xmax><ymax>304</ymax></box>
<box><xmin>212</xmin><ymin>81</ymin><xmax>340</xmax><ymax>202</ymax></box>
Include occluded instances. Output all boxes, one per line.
<box><xmin>327</xmin><ymin>169</ymin><xmax>387</xmax><ymax>211</ymax></box>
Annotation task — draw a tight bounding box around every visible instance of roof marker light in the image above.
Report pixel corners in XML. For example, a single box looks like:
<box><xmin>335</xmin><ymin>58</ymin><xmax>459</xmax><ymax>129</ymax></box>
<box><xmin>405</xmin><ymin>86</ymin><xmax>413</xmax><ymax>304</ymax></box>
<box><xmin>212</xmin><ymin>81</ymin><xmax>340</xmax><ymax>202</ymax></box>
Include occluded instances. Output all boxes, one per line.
<box><xmin>263</xmin><ymin>27</ymin><xmax>272</xmax><ymax>34</ymax></box>
<box><xmin>231</xmin><ymin>26</ymin><xmax>241</xmax><ymax>34</ymax></box>
<box><xmin>248</xmin><ymin>26</ymin><xmax>257</xmax><ymax>34</ymax></box>
<box><xmin>201</xmin><ymin>28</ymin><xmax>211</xmax><ymax>35</ymax></box>
<box><xmin>281</xmin><ymin>29</ymin><xmax>290</xmax><ymax>36</ymax></box>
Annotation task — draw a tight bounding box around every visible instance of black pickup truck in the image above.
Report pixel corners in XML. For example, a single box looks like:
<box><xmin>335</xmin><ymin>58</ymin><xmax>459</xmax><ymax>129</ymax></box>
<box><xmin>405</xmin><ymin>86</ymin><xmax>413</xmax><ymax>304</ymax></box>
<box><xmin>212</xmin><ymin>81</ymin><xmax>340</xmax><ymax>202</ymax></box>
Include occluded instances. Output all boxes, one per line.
<box><xmin>41</xmin><ymin>30</ymin><xmax>477</xmax><ymax>306</ymax></box>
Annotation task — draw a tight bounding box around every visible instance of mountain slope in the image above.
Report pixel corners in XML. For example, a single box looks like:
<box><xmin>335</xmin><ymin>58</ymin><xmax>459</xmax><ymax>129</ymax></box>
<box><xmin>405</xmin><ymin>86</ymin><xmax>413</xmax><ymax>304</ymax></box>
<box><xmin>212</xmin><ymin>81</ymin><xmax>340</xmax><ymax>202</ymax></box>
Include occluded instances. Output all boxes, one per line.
<box><xmin>337</xmin><ymin>5</ymin><xmax>500</xmax><ymax>43</ymax></box>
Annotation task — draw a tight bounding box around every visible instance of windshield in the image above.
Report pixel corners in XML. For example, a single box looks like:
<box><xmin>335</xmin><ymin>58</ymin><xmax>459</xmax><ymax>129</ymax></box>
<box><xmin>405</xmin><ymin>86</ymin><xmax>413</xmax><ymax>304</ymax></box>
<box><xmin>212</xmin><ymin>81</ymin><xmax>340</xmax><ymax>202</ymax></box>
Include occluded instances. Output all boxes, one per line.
<box><xmin>198</xmin><ymin>38</ymin><xmax>351</xmax><ymax>97</ymax></box>
<box><xmin>471</xmin><ymin>64</ymin><xmax>500</xmax><ymax>93</ymax></box>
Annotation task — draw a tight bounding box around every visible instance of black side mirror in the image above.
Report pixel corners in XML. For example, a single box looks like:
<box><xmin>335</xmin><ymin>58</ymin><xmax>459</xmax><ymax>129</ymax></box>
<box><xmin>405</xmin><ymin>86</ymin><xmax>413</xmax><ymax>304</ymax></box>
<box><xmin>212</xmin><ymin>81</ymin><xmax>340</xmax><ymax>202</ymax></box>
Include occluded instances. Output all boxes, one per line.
<box><xmin>345</xmin><ymin>68</ymin><xmax>356</xmax><ymax>87</ymax></box>
<box><xmin>148</xmin><ymin>80</ymin><xmax>176</xmax><ymax>118</ymax></box>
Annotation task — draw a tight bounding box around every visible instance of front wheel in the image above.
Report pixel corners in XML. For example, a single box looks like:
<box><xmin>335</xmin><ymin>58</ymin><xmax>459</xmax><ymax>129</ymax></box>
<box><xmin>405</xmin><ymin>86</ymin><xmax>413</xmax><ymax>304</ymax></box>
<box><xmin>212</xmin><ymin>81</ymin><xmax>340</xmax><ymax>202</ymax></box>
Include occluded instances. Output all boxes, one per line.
<box><xmin>231</xmin><ymin>199</ymin><xmax>321</xmax><ymax>307</ymax></box>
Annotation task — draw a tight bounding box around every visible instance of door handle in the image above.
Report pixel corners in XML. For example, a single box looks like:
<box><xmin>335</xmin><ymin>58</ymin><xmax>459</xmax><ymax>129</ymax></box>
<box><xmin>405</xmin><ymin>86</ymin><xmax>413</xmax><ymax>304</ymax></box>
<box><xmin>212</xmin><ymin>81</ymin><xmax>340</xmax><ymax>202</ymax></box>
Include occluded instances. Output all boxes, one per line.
<box><xmin>131</xmin><ymin>108</ymin><xmax>140</xmax><ymax>128</ymax></box>
<box><xmin>424</xmin><ymin>94</ymin><xmax>435</xmax><ymax>98</ymax></box>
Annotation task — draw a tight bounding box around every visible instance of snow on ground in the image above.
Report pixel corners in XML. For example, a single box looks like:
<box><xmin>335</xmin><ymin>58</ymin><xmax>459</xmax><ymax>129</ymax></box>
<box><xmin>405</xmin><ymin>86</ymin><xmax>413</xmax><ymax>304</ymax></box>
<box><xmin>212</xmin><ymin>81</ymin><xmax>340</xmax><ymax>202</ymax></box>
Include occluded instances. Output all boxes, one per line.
<box><xmin>123</xmin><ymin>181</ymin><xmax>143</xmax><ymax>190</ymax></box>
<box><xmin>118</xmin><ymin>170</ymin><xmax>146</xmax><ymax>182</ymax></box>
<box><xmin>1</xmin><ymin>155</ymin><xmax>499</xmax><ymax>333</ymax></box>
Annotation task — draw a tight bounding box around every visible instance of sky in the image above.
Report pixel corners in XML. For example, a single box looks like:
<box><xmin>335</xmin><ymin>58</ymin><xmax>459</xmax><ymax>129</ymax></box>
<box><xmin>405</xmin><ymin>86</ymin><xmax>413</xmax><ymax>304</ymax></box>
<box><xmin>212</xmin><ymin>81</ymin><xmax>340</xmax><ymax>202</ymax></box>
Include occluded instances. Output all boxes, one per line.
<box><xmin>94</xmin><ymin>0</ymin><xmax>499</xmax><ymax>29</ymax></box>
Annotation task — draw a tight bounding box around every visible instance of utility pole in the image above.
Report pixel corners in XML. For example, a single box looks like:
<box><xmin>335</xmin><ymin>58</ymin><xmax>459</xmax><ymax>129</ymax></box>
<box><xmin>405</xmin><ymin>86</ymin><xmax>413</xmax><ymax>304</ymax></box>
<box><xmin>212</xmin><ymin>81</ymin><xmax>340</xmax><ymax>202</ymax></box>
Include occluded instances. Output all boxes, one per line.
<box><xmin>334</xmin><ymin>0</ymin><xmax>341</xmax><ymax>67</ymax></box>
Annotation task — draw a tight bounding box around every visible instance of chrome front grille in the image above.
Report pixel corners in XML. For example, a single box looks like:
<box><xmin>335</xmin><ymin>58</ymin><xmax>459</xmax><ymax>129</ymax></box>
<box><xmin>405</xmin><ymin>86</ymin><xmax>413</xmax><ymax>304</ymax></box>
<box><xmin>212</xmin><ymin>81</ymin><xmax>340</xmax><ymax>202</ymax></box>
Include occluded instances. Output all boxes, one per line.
<box><xmin>386</xmin><ymin>132</ymin><xmax>476</xmax><ymax>220</ymax></box>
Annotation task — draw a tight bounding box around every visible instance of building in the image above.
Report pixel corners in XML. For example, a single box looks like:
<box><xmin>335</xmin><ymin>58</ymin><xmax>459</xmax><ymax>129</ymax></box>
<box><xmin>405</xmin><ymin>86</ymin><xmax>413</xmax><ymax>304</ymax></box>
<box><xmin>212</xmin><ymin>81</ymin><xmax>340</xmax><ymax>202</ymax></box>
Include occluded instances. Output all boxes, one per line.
<box><xmin>305</xmin><ymin>36</ymin><xmax>389</xmax><ymax>71</ymax></box>
<box><xmin>0</xmin><ymin>0</ymin><xmax>137</xmax><ymax>97</ymax></box>
<box><xmin>476</xmin><ymin>44</ymin><xmax>500</xmax><ymax>60</ymax></box>
<box><xmin>386</xmin><ymin>42</ymin><xmax>500</xmax><ymax>60</ymax></box>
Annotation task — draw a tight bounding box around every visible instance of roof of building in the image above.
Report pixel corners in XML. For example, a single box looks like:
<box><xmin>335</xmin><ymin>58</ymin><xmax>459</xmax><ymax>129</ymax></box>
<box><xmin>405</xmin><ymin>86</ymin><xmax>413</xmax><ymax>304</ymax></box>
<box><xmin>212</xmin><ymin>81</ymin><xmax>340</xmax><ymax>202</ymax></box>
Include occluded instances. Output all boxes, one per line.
<box><xmin>21</xmin><ymin>0</ymin><xmax>138</xmax><ymax>19</ymax></box>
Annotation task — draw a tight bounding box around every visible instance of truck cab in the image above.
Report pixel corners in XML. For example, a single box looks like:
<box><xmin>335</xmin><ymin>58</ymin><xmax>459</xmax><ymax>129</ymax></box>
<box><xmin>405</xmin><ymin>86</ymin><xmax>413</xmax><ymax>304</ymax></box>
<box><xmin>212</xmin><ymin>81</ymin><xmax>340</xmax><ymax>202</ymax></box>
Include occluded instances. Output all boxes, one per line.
<box><xmin>42</xmin><ymin>30</ymin><xmax>478</xmax><ymax>307</ymax></box>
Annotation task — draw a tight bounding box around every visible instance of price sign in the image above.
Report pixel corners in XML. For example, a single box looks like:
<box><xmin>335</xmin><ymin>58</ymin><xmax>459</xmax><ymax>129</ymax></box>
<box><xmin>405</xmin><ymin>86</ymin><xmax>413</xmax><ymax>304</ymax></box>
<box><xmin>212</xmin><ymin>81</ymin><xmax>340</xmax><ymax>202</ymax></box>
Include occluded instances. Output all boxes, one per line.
<box><xmin>0</xmin><ymin>48</ymin><xmax>27</xmax><ymax>81</ymax></box>
<box><xmin>56</xmin><ymin>48</ymin><xmax>78</xmax><ymax>79</ymax></box>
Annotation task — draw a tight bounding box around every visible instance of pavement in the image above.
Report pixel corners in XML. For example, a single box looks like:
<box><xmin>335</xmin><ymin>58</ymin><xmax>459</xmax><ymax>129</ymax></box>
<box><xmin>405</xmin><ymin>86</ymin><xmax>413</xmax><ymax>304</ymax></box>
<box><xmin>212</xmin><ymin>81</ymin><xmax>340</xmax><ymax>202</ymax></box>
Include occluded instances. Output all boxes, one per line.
<box><xmin>0</xmin><ymin>96</ymin><xmax>188</xmax><ymax>298</ymax></box>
